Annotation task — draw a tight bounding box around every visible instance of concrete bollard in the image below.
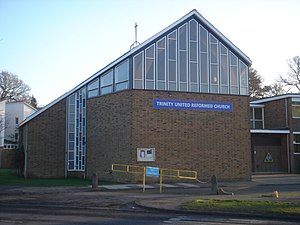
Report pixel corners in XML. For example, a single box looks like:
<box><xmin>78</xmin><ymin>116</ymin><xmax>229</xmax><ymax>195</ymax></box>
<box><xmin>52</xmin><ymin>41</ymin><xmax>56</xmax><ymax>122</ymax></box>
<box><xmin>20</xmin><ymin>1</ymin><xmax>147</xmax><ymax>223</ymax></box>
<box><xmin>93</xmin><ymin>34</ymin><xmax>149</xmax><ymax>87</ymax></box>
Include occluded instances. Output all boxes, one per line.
<box><xmin>211</xmin><ymin>175</ymin><xmax>218</xmax><ymax>195</ymax></box>
<box><xmin>92</xmin><ymin>173</ymin><xmax>98</xmax><ymax>189</ymax></box>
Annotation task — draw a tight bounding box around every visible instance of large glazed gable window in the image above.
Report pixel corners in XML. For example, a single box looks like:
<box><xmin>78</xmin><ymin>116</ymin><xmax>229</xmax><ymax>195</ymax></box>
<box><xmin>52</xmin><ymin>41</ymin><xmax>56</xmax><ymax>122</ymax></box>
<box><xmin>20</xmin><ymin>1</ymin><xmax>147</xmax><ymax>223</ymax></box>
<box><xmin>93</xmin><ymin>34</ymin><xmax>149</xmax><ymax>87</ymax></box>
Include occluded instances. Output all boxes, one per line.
<box><xmin>129</xmin><ymin>18</ymin><xmax>249</xmax><ymax>96</ymax></box>
<box><xmin>115</xmin><ymin>60</ymin><xmax>129</xmax><ymax>91</ymax></box>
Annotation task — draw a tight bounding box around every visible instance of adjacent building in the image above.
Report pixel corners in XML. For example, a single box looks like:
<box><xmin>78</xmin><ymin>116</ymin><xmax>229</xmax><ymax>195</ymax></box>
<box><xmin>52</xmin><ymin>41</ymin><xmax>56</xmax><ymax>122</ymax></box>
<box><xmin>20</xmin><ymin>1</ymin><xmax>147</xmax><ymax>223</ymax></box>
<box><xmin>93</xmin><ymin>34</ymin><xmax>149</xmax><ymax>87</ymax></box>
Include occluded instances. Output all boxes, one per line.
<box><xmin>0</xmin><ymin>101</ymin><xmax>36</xmax><ymax>168</ymax></box>
<box><xmin>19</xmin><ymin>10</ymin><xmax>252</xmax><ymax>182</ymax></box>
<box><xmin>250</xmin><ymin>94</ymin><xmax>300</xmax><ymax>174</ymax></box>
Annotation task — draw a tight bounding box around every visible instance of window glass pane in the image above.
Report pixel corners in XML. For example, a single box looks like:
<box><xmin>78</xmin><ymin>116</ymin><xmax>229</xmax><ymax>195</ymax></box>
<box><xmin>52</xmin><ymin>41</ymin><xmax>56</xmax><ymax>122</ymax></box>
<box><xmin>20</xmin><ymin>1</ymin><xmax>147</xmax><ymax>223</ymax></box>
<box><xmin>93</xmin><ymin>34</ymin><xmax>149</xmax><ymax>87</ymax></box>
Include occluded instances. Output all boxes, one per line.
<box><xmin>210</xmin><ymin>43</ymin><xmax>218</xmax><ymax>63</ymax></box>
<box><xmin>200</xmin><ymin>53</ymin><xmax>208</xmax><ymax>83</ymax></box>
<box><xmin>179</xmin><ymin>24</ymin><xmax>187</xmax><ymax>50</ymax></box>
<box><xmin>169</xmin><ymin>60</ymin><xmax>176</xmax><ymax>81</ymax></box>
<box><xmin>115</xmin><ymin>60</ymin><xmax>129</xmax><ymax>83</ymax></box>
<box><xmin>254</xmin><ymin>108</ymin><xmax>262</xmax><ymax>119</ymax></box>
<box><xmin>101</xmin><ymin>86</ymin><xmax>113</xmax><ymax>95</ymax></box>
<box><xmin>211</xmin><ymin>64</ymin><xmax>218</xmax><ymax>84</ymax></box>
<box><xmin>101</xmin><ymin>70</ymin><xmax>113</xmax><ymax>87</ymax></box>
<box><xmin>116</xmin><ymin>82</ymin><xmax>129</xmax><ymax>91</ymax></box>
<box><xmin>239</xmin><ymin>60</ymin><xmax>248</xmax><ymax>87</ymax></box>
<box><xmin>200</xmin><ymin>26</ymin><xmax>208</xmax><ymax>52</ymax></box>
<box><xmin>179</xmin><ymin>51</ymin><xmax>187</xmax><ymax>82</ymax></box>
<box><xmin>146</xmin><ymin>44</ymin><xmax>154</xmax><ymax>58</ymax></box>
<box><xmin>221</xmin><ymin>55</ymin><xmax>228</xmax><ymax>85</ymax></box>
<box><xmin>220</xmin><ymin>43</ymin><xmax>227</xmax><ymax>54</ymax></box>
<box><xmin>231</xmin><ymin>66</ymin><xmax>238</xmax><ymax>85</ymax></box>
<box><xmin>146</xmin><ymin>58</ymin><xmax>154</xmax><ymax>80</ymax></box>
<box><xmin>88</xmin><ymin>89</ymin><xmax>98</xmax><ymax>98</ymax></box>
<box><xmin>133</xmin><ymin>52</ymin><xmax>143</xmax><ymax>80</ymax></box>
<box><xmin>190</xmin><ymin>42</ymin><xmax>197</xmax><ymax>61</ymax></box>
<box><xmin>292</xmin><ymin>105</ymin><xmax>300</xmax><ymax>118</ymax></box>
<box><xmin>157</xmin><ymin>48</ymin><xmax>165</xmax><ymax>81</ymax></box>
<box><xmin>88</xmin><ymin>78</ymin><xmax>99</xmax><ymax>90</ymax></box>
<box><xmin>168</xmin><ymin>39</ymin><xmax>176</xmax><ymax>60</ymax></box>
<box><xmin>189</xmin><ymin>20</ymin><xmax>197</xmax><ymax>41</ymax></box>
<box><xmin>168</xmin><ymin>30</ymin><xmax>176</xmax><ymax>39</ymax></box>
<box><xmin>157</xmin><ymin>37</ymin><xmax>165</xmax><ymax>48</ymax></box>
<box><xmin>230</xmin><ymin>52</ymin><xmax>238</xmax><ymax>65</ymax></box>
<box><xmin>190</xmin><ymin>62</ymin><xmax>197</xmax><ymax>83</ymax></box>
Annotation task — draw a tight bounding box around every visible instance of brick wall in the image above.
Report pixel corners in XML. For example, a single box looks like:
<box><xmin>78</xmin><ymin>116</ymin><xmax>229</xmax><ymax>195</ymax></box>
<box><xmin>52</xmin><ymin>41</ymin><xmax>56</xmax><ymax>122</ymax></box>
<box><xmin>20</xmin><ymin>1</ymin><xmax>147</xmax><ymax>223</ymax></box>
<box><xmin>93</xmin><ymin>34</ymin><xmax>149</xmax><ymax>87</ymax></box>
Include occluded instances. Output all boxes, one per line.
<box><xmin>21</xmin><ymin>99</ymin><xmax>66</xmax><ymax>178</ymax></box>
<box><xmin>131</xmin><ymin>90</ymin><xmax>251</xmax><ymax>181</ymax></box>
<box><xmin>86</xmin><ymin>91</ymin><xmax>133</xmax><ymax>182</ymax></box>
<box><xmin>87</xmin><ymin>90</ymin><xmax>251</xmax><ymax>182</ymax></box>
<box><xmin>0</xmin><ymin>148</ymin><xmax>16</xmax><ymax>168</ymax></box>
<box><xmin>264</xmin><ymin>99</ymin><xmax>288</xmax><ymax>129</ymax></box>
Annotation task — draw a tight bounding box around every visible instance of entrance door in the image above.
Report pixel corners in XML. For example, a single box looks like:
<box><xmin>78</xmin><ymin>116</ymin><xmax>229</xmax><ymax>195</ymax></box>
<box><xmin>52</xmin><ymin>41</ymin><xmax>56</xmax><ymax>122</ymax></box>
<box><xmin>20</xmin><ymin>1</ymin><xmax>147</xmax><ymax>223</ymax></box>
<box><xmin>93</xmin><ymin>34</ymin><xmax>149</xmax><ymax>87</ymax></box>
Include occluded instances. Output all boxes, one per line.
<box><xmin>253</xmin><ymin>146</ymin><xmax>282</xmax><ymax>172</ymax></box>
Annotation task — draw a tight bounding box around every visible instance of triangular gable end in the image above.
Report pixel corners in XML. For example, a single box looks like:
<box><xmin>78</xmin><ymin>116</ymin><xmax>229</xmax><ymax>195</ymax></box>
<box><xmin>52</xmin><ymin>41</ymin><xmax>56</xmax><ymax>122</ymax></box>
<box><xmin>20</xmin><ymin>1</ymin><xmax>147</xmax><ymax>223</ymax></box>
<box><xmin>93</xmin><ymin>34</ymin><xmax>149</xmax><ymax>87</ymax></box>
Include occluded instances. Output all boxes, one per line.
<box><xmin>19</xmin><ymin>9</ymin><xmax>251</xmax><ymax>127</ymax></box>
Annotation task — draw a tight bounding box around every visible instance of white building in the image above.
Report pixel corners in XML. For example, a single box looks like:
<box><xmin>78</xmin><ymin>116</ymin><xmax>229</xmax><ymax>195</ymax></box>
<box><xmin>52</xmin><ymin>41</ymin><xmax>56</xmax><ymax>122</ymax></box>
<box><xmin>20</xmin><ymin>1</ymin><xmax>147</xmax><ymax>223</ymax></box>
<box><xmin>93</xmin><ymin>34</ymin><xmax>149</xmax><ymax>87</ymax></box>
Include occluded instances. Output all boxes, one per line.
<box><xmin>0</xmin><ymin>101</ymin><xmax>37</xmax><ymax>149</ymax></box>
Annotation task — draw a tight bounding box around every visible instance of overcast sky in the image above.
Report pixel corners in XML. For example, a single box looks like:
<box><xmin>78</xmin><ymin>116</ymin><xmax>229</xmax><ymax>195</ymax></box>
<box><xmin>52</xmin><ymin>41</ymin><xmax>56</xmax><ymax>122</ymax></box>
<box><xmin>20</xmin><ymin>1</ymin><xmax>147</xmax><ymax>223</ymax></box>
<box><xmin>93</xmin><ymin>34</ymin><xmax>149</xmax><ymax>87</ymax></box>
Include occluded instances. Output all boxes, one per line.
<box><xmin>0</xmin><ymin>0</ymin><xmax>299</xmax><ymax>106</ymax></box>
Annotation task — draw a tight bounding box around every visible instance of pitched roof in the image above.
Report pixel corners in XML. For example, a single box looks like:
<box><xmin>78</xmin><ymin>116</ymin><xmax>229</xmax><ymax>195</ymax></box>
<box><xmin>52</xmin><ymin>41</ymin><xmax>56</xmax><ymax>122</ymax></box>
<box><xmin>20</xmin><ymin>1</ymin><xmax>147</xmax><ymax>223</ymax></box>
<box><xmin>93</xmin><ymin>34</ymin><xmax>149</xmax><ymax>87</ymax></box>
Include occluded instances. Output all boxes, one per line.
<box><xmin>19</xmin><ymin>9</ymin><xmax>251</xmax><ymax>127</ymax></box>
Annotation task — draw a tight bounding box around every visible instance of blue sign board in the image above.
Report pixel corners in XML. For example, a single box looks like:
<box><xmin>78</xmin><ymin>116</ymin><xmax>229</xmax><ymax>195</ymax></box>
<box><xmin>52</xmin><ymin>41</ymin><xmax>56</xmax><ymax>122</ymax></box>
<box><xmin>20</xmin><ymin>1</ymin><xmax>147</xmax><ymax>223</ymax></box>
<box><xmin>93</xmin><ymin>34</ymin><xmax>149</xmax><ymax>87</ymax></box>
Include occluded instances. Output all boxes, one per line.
<box><xmin>146</xmin><ymin>166</ymin><xmax>160</xmax><ymax>177</ymax></box>
<box><xmin>153</xmin><ymin>99</ymin><xmax>232</xmax><ymax>112</ymax></box>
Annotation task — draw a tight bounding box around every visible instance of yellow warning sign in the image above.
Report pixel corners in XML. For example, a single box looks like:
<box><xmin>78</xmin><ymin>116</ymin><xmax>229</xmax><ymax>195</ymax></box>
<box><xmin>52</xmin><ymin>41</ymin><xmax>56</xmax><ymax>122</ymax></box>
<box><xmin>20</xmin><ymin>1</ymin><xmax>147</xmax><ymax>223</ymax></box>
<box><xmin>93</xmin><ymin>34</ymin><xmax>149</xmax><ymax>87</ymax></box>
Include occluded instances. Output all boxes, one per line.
<box><xmin>264</xmin><ymin>152</ymin><xmax>274</xmax><ymax>163</ymax></box>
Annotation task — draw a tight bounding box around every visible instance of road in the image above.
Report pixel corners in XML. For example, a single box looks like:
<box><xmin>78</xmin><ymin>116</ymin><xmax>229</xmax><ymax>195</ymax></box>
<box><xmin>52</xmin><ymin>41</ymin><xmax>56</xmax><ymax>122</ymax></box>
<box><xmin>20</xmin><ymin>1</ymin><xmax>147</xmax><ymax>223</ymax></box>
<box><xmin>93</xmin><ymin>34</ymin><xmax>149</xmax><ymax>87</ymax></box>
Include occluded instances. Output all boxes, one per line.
<box><xmin>0</xmin><ymin>183</ymin><xmax>299</xmax><ymax>225</ymax></box>
<box><xmin>0</xmin><ymin>203</ymin><xmax>298</xmax><ymax>225</ymax></box>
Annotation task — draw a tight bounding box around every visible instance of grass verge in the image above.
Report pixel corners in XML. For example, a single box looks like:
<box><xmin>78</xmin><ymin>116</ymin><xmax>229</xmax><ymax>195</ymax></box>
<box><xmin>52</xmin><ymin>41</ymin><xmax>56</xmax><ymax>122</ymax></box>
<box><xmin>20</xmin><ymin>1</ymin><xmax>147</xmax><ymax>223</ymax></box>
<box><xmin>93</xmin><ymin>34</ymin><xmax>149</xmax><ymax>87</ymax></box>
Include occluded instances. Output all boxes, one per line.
<box><xmin>181</xmin><ymin>199</ymin><xmax>300</xmax><ymax>217</ymax></box>
<box><xmin>0</xmin><ymin>169</ymin><xmax>113</xmax><ymax>187</ymax></box>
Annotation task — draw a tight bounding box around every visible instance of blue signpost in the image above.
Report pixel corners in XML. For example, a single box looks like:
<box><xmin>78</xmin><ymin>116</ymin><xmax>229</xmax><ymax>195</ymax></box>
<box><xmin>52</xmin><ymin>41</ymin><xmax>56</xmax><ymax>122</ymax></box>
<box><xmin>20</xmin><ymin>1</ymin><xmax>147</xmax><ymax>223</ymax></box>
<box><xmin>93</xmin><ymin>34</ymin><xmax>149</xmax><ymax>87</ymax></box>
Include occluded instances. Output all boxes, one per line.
<box><xmin>146</xmin><ymin>166</ymin><xmax>159</xmax><ymax>177</ymax></box>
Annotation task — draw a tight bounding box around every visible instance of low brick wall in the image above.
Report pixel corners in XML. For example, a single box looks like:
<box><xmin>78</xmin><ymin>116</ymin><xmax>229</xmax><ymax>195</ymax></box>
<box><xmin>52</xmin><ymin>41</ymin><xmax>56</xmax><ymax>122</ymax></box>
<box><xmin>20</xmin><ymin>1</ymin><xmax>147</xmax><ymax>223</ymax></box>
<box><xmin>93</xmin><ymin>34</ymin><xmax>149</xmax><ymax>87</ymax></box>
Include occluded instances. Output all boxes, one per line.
<box><xmin>0</xmin><ymin>148</ymin><xmax>16</xmax><ymax>168</ymax></box>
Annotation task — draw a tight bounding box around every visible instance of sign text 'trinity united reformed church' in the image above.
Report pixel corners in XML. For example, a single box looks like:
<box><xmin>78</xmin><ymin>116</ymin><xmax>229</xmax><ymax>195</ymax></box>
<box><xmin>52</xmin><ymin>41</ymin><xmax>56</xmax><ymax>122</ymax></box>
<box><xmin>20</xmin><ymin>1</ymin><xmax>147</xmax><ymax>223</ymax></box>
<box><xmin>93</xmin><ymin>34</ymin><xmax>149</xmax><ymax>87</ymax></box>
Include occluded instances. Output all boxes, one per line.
<box><xmin>153</xmin><ymin>99</ymin><xmax>232</xmax><ymax>112</ymax></box>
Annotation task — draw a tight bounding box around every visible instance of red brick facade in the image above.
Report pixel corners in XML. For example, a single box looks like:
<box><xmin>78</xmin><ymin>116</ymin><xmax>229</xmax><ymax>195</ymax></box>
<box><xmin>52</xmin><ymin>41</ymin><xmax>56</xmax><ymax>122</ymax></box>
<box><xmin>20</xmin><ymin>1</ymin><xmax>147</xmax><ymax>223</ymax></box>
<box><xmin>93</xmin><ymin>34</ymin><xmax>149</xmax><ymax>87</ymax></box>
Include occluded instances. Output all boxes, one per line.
<box><xmin>20</xmin><ymin>99</ymin><xmax>66</xmax><ymax>178</ymax></box>
<box><xmin>87</xmin><ymin>90</ymin><xmax>251</xmax><ymax>182</ymax></box>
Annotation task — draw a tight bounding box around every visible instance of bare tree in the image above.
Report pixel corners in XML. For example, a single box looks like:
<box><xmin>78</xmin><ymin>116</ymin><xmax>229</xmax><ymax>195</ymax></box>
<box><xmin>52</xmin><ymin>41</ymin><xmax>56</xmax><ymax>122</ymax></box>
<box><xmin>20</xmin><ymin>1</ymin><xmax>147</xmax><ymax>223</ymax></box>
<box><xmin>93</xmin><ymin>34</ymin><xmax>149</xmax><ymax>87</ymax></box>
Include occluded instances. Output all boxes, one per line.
<box><xmin>278</xmin><ymin>56</ymin><xmax>300</xmax><ymax>92</ymax></box>
<box><xmin>0</xmin><ymin>70</ymin><xmax>32</xmax><ymax>103</ymax></box>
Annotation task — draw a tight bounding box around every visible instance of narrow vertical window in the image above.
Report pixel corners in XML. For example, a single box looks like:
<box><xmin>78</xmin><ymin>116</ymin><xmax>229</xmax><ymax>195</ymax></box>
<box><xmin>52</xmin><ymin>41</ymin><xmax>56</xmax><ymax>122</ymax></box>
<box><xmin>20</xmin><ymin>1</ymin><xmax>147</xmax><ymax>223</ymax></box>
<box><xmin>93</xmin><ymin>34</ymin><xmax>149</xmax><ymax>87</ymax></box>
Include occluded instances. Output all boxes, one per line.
<box><xmin>178</xmin><ymin>23</ymin><xmax>188</xmax><ymax>91</ymax></box>
<box><xmin>156</xmin><ymin>37</ymin><xmax>166</xmax><ymax>90</ymax></box>
<box><xmin>133</xmin><ymin>52</ymin><xmax>144</xmax><ymax>89</ymax></box>
<box><xmin>230</xmin><ymin>52</ymin><xmax>239</xmax><ymax>94</ymax></box>
<box><xmin>220</xmin><ymin>43</ymin><xmax>229</xmax><ymax>94</ymax></box>
<box><xmin>210</xmin><ymin>34</ymin><xmax>219</xmax><ymax>93</ymax></box>
<box><xmin>67</xmin><ymin>87</ymin><xmax>86</xmax><ymax>171</ymax></box>
<box><xmin>239</xmin><ymin>60</ymin><xmax>248</xmax><ymax>95</ymax></box>
<box><xmin>167</xmin><ymin>30</ymin><xmax>177</xmax><ymax>91</ymax></box>
<box><xmin>145</xmin><ymin>44</ymin><xmax>155</xmax><ymax>89</ymax></box>
<box><xmin>199</xmin><ymin>25</ymin><xmax>209</xmax><ymax>93</ymax></box>
<box><xmin>189</xmin><ymin>19</ymin><xmax>198</xmax><ymax>92</ymax></box>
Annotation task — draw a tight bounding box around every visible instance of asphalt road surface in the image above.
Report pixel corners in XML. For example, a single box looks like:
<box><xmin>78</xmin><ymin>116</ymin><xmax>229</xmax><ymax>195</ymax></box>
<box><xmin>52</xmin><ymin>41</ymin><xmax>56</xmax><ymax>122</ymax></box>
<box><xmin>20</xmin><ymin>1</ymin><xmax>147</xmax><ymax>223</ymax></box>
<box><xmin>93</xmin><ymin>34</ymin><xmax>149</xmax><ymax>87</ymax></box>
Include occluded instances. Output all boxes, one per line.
<box><xmin>0</xmin><ymin>203</ymin><xmax>298</xmax><ymax>225</ymax></box>
<box><xmin>0</xmin><ymin>183</ymin><xmax>299</xmax><ymax>225</ymax></box>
